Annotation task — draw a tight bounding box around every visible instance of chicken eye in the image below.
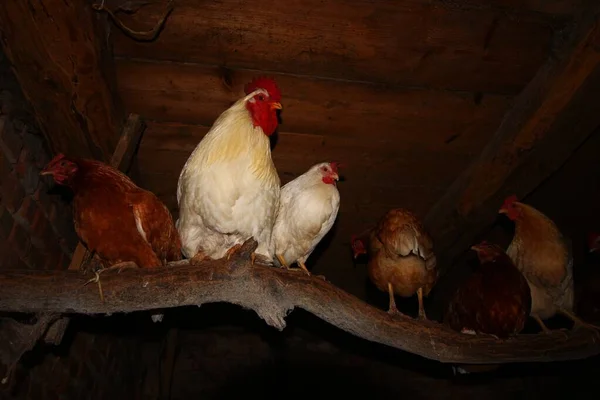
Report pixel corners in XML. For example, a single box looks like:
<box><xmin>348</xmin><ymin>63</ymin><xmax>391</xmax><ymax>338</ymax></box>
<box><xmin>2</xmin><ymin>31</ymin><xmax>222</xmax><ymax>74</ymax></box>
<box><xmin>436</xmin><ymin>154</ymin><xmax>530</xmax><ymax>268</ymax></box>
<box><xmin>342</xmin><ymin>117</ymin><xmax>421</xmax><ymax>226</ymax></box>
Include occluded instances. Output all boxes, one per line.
<box><xmin>257</xmin><ymin>95</ymin><xmax>265</xmax><ymax>101</ymax></box>
<box><xmin>321</xmin><ymin>166</ymin><xmax>328</xmax><ymax>172</ymax></box>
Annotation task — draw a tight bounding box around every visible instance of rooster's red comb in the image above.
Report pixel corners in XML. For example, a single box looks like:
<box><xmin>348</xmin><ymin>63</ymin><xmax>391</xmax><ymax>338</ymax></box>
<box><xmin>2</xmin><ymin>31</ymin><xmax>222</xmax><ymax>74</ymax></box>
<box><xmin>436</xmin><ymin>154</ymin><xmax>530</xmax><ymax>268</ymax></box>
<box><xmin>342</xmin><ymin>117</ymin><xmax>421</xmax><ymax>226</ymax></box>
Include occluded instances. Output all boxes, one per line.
<box><xmin>244</xmin><ymin>77</ymin><xmax>281</xmax><ymax>102</ymax></box>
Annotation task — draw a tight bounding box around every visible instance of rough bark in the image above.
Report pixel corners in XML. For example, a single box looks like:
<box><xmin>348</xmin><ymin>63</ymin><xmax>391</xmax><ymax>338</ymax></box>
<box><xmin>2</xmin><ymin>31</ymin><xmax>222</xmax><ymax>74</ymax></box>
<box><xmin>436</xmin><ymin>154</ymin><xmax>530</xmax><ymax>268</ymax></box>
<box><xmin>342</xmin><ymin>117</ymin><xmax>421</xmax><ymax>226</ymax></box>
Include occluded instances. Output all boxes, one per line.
<box><xmin>0</xmin><ymin>240</ymin><xmax>598</xmax><ymax>365</ymax></box>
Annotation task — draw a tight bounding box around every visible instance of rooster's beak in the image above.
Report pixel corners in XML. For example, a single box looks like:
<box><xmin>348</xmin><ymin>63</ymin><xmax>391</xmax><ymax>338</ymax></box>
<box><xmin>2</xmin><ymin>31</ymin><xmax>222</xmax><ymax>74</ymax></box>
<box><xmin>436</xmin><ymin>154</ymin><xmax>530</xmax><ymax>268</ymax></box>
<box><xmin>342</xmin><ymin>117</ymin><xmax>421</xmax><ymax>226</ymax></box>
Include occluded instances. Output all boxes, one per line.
<box><xmin>39</xmin><ymin>170</ymin><xmax>52</xmax><ymax>176</ymax></box>
<box><xmin>271</xmin><ymin>102</ymin><xmax>282</xmax><ymax>110</ymax></box>
<box><xmin>498</xmin><ymin>208</ymin><xmax>507</xmax><ymax>215</ymax></box>
<box><xmin>470</xmin><ymin>245</ymin><xmax>480</xmax><ymax>252</ymax></box>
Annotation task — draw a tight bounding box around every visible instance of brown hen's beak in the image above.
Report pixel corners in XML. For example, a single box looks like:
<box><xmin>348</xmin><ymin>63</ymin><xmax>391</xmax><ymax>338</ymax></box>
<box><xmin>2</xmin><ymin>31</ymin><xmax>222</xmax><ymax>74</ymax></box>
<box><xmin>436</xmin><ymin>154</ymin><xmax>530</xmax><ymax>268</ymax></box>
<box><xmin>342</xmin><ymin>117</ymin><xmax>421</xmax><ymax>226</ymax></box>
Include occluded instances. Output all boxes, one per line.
<box><xmin>39</xmin><ymin>170</ymin><xmax>52</xmax><ymax>176</ymax></box>
<box><xmin>271</xmin><ymin>102</ymin><xmax>282</xmax><ymax>110</ymax></box>
<box><xmin>498</xmin><ymin>208</ymin><xmax>507</xmax><ymax>215</ymax></box>
<box><xmin>470</xmin><ymin>245</ymin><xmax>481</xmax><ymax>252</ymax></box>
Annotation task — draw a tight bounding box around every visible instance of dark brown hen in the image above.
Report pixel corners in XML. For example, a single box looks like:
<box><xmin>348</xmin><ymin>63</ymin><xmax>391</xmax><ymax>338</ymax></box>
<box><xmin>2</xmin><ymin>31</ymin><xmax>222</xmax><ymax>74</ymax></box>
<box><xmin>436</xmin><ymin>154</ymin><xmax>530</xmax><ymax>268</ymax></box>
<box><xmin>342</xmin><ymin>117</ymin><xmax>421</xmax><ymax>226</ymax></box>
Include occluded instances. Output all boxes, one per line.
<box><xmin>444</xmin><ymin>241</ymin><xmax>531</xmax><ymax>339</ymax></box>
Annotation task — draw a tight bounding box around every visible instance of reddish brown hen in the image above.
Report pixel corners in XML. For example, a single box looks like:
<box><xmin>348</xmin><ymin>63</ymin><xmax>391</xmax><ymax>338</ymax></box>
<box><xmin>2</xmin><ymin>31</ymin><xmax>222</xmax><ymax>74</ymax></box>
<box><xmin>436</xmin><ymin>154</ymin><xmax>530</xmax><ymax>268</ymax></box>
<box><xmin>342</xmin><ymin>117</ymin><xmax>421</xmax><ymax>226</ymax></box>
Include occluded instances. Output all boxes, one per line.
<box><xmin>444</xmin><ymin>241</ymin><xmax>531</xmax><ymax>339</ymax></box>
<box><xmin>352</xmin><ymin>208</ymin><xmax>438</xmax><ymax>319</ymax></box>
<box><xmin>41</xmin><ymin>154</ymin><xmax>182</xmax><ymax>270</ymax></box>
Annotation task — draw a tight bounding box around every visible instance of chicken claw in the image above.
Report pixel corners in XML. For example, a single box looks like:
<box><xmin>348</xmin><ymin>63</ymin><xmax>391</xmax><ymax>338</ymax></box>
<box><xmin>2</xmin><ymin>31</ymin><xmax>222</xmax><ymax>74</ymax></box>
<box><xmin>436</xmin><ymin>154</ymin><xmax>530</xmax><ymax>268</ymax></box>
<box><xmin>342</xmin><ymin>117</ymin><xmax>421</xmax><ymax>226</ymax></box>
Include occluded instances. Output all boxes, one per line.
<box><xmin>276</xmin><ymin>254</ymin><xmax>288</xmax><ymax>268</ymax></box>
<box><xmin>251</xmin><ymin>252</ymin><xmax>273</xmax><ymax>266</ymax></box>
<box><xmin>387</xmin><ymin>282</ymin><xmax>402</xmax><ymax>316</ymax></box>
<box><xmin>297</xmin><ymin>261</ymin><xmax>311</xmax><ymax>276</ymax></box>
<box><xmin>84</xmin><ymin>271</ymin><xmax>105</xmax><ymax>303</ymax></box>
<box><xmin>558</xmin><ymin>309</ymin><xmax>600</xmax><ymax>338</ymax></box>
<box><xmin>190</xmin><ymin>251</ymin><xmax>210</xmax><ymax>266</ymax></box>
<box><xmin>417</xmin><ymin>287</ymin><xmax>428</xmax><ymax>320</ymax></box>
<box><xmin>531</xmin><ymin>314</ymin><xmax>570</xmax><ymax>340</ymax></box>
<box><xmin>226</xmin><ymin>244</ymin><xmax>244</xmax><ymax>260</ymax></box>
<box><xmin>83</xmin><ymin>262</ymin><xmax>139</xmax><ymax>303</ymax></box>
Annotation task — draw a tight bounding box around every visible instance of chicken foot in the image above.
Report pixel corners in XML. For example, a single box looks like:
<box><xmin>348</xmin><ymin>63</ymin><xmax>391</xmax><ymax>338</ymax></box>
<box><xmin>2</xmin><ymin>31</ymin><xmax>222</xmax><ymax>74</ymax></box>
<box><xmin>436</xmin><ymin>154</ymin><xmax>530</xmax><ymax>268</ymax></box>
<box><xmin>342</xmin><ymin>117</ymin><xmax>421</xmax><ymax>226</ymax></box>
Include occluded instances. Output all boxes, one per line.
<box><xmin>225</xmin><ymin>243</ymin><xmax>244</xmax><ymax>260</ymax></box>
<box><xmin>557</xmin><ymin>308</ymin><xmax>600</xmax><ymax>337</ymax></box>
<box><xmin>417</xmin><ymin>287</ymin><xmax>428</xmax><ymax>320</ymax></box>
<box><xmin>275</xmin><ymin>254</ymin><xmax>326</xmax><ymax>280</ymax></box>
<box><xmin>84</xmin><ymin>262</ymin><xmax>139</xmax><ymax>303</ymax></box>
<box><xmin>251</xmin><ymin>252</ymin><xmax>273</xmax><ymax>267</ymax></box>
<box><xmin>531</xmin><ymin>314</ymin><xmax>570</xmax><ymax>339</ymax></box>
<box><xmin>531</xmin><ymin>314</ymin><xmax>553</xmax><ymax>334</ymax></box>
<box><xmin>190</xmin><ymin>251</ymin><xmax>210</xmax><ymax>266</ymax></box>
<box><xmin>387</xmin><ymin>283</ymin><xmax>403</xmax><ymax>316</ymax></box>
<box><xmin>276</xmin><ymin>253</ymin><xmax>310</xmax><ymax>275</ymax></box>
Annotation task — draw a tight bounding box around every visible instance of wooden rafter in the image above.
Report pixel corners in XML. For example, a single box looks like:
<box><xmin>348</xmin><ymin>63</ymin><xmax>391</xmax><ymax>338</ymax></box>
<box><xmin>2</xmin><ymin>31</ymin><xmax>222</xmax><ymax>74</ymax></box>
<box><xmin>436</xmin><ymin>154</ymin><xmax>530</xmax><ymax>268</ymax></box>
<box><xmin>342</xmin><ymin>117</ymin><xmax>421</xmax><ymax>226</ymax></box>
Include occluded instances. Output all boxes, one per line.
<box><xmin>424</xmin><ymin>10</ymin><xmax>600</xmax><ymax>269</ymax></box>
<box><xmin>0</xmin><ymin>0</ymin><xmax>123</xmax><ymax>161</ymax></box>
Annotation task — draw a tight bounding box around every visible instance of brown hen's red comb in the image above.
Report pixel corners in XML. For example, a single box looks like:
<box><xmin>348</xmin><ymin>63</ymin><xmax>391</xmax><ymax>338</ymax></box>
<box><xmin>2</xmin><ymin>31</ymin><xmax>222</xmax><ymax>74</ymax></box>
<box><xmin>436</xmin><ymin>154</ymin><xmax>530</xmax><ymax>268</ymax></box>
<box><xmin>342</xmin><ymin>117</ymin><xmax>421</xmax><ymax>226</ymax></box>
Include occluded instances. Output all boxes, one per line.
<box><xmin>501</xmin><ymin>194</ymin><xmax>519</xmax><ymax>209</ymax></box>
<box><xmin>244</xmin><ymin>77</ymin><xmax>281</xmax><ymax>102</ymax></box>
<box><xmin>44</xmin><ymin>153</ymin><xmax>67</xmax><ymax>168</ymax></box>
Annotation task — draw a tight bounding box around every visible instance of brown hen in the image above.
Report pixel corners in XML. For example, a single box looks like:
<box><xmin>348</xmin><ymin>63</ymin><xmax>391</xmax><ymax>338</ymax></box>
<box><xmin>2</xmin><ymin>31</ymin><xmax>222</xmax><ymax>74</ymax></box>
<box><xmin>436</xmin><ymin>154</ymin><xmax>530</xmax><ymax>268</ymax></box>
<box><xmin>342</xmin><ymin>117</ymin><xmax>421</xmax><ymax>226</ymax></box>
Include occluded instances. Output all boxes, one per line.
<box><xmin>352</xmin><ymin>209</ymin><xmax>438</xmax><ymax>319</ymax></box>
<box><xmin>500</xmin><ymin>195</ymin><xmax>599</xmax><ymax>334</ymax></box>
<box><xmin>444</xmin><ymin>241</ymin><xmax>531</xmax><ymax>339</ymax></box>
<box><xmin>41</xmin><ymin>154</ymin><xmax>182</xmax><ymax>270</ymax></box>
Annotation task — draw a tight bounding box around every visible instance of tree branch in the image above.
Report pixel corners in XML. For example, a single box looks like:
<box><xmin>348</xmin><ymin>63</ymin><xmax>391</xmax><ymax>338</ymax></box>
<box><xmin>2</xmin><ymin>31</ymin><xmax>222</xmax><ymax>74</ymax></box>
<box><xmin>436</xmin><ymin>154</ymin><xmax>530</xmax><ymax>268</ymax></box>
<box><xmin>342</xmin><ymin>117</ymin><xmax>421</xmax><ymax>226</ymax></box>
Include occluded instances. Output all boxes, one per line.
<box><xmin>0</xmin><ymin>240</ymin><xmax>598</xmax><ymax>365</ymax></box>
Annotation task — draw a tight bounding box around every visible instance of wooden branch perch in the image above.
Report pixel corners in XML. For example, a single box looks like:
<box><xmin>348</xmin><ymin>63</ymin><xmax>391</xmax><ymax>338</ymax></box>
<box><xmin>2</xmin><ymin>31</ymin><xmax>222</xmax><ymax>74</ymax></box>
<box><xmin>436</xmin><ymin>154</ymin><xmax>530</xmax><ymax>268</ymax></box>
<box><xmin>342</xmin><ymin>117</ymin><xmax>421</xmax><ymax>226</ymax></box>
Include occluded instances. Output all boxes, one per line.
<box><xmin>1</xmin><ymin>240</ymin><xmax>598</xmax><ymax>365</ymax></box>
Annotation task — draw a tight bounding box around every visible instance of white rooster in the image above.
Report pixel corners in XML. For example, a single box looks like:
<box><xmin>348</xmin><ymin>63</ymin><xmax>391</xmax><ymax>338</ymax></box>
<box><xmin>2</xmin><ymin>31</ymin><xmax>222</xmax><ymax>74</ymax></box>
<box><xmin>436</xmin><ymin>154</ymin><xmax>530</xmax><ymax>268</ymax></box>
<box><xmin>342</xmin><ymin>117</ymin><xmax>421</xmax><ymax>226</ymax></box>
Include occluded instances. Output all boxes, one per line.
<box><xmin>272</xmin><ymin>162</ymin><xmax>341</xmax><ymax>275</ymax></box>
<box><xmin>177</xmin><ymin>77</ymin><xmax>282</xmax><ymax>265</ymax></box>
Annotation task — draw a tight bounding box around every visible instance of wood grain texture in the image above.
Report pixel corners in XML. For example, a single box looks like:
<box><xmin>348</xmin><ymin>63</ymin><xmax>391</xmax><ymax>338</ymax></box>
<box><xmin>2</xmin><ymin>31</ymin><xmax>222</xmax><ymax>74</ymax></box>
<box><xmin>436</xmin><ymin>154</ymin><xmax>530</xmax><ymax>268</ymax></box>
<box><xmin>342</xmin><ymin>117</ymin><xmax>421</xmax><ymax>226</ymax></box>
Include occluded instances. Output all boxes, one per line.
<box><xmin>115</xmin><ymin>59</ymin><xmax>511</xmax><ymax>154</ymax></box>
<box><xmin>0</xmin><ymin>239</ymin><xmax>599</xmax><ymax>365</ymax></box>
<box><xmin>109</xmin><ymin>0</ymin><xmax>554</xmax><ymax>94</ymax></box>
<box><xmin>425</xmin><ymin>11</ymin><xmax>600</xmax><ymax>269</ymax></box>
<box><xmin>0</xmin><ymin>0</ymin><xmax>123</xmax><ymax>161</ymax></box>
<box><xmin>464</xmin><ymin>0</ymin><xmax>591</xmax><ymax>15</ymax></box>
<box><xmin>134</xmin><ymin>121</ymin><xmax>474</xmax><ymax>222</ymax></box>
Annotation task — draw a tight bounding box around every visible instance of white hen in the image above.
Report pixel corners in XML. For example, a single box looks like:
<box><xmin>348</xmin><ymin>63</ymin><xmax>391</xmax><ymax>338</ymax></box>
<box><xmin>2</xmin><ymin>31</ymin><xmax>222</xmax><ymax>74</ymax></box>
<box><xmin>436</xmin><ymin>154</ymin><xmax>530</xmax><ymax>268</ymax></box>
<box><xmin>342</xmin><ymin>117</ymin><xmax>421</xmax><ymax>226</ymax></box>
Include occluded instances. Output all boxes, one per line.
<box><xmin>272</xmin><ymin>162</ymin><xmax>341</xmax><ymax>275</ymax></box>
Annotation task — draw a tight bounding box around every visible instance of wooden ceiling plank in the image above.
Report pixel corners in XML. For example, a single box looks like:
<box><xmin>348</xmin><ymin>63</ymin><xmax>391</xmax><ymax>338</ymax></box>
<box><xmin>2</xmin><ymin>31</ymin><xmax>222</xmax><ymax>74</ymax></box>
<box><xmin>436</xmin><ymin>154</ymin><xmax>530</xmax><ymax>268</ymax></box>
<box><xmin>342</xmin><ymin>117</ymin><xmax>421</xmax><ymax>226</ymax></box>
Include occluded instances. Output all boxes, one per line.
<box><xmin>424</xmin><ymin>11</ymin><xmax>600</xmax><ymax>269</ymax></box>
<box><xmin>109</xmin><ymin>0</ymin><xmax>554</xmax><ymax>94</ymax></box>
<box><xmin>115</xmin><ymin>59</ymin><xmax>511</xmax><ymax>155</ymax></box>
<box><xmin>135</xmin><ymin>121</ymin><xmax>474</xmax><ymax>193</ymax></box>
<box><xmin>464</xmin><ymin>0</ymin><xmax>590</xmax><ymax>16</ymax></box>
<box><xmin>0</xmin><ymin>0</ymin><xmax>123</xmax><ymax>161</ymax></box>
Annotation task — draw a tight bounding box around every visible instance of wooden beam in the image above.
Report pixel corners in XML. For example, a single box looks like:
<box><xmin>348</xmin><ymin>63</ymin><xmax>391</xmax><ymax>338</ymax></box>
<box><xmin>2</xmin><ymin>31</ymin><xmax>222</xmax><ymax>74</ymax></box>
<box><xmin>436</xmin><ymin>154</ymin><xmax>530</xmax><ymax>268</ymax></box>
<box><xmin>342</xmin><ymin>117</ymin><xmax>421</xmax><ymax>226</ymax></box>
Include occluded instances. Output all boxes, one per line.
<box><xmin>424</xmin><ymin>11</ymin><xmax>600</xmax><ymax>268</ymax></box>
<box><xmin>0</xmin><ymin>240</ymin><xmax>599</xmax><ymax>365</ymax></box>
<box><xmin>0</xmin><ymin>0</ymin><xmax>123</xmax><ymax>161</ymax></box>
<box><xmin>109</xmin><ymin>0</ymin><xmax>554</xmax><ymax>94</ymax></box>
<box><xmin>115</xmin><ymin>58</ymin><xmax>511</xmax><ymax>145</ymax></box>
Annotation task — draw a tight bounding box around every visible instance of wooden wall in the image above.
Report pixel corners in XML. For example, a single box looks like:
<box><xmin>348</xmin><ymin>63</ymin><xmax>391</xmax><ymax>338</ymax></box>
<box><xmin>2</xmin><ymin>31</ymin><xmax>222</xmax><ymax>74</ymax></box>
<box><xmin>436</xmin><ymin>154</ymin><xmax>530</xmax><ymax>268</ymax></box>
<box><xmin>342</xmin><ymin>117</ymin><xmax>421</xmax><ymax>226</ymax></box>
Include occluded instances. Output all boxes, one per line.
<box><xmin>109</xmin><ymin>0</ymin><xmax>584</xmax><ymax>302</ymax></box>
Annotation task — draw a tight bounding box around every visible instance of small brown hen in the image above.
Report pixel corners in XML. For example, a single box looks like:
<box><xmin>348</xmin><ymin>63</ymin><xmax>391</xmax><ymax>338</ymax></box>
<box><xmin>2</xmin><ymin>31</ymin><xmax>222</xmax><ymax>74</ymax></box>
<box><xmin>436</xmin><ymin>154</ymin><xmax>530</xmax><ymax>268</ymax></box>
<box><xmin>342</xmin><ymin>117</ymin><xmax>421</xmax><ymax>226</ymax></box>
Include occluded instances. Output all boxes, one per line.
<box><xmin>351</xmin><ymin>208</ymin><xmax>438</xmax><ymax>319</ymax></box>
<box><xmin>444</xmin><ymin>241</ymin><xmax>531</xmax><ymax>339</ymax></box>
<box><xmin>41</xmin><ymin>154</ymin><xmax>182</xmax><ymax>270</ymax></box>
<box><xmin>500</xmin><ymin>195</ymin><xmax>599</xmax><ymax>334</ymax></box>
